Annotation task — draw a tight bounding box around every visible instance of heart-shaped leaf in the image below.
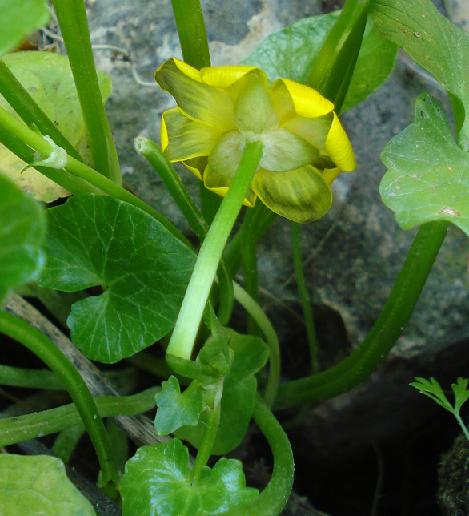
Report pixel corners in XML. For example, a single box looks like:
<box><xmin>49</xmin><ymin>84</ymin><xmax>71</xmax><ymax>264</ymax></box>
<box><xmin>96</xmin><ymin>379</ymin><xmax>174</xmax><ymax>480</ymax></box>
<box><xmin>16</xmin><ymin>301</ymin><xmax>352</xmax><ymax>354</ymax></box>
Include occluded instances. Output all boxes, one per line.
<box><xmin>380</xmin><ymin>94</ymin><xmax>469</xmax><ymax>234</ymax></box>
<box><xmin>0</xmin><ymin>0</ymin><xmax>49</xmax><ymax>56</ymax></box>
<box><xmin>0</xmin><ymin>51</ymin><xmax>111</xmax><ymax>202</ymax></box>
<box><xmin>244</xmin><ymin>12</ymin><xmax>397</xmax><ymax>112</ymax></box>
<box><xmin>0</xmin><ymin>174</ymin><xmax>45</xmax><ymax>302</ymax></box>
<box><xmin>39</xmin><ymin>195</ymin><xmax>195</xmax><ymax>363</ymax></box>
<box><xmin>0</xmin><ymin>454</ymin><xmax>95</xmax><ymax>515</ymax></box>
<box><xmin>120</xmin><ymin>439</ymin><xmax>258</xmax><ymax>516</ymax></box>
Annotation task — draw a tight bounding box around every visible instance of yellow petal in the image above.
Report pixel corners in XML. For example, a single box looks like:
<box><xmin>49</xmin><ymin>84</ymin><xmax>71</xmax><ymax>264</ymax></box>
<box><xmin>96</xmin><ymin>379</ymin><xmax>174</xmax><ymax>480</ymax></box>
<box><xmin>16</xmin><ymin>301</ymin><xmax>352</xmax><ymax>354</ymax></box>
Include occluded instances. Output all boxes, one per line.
<box><xmin>160</xmin><ymin>113</ymin><xmax>168</xmax><ymax>150</ymax></box>
<box><xmin>282</xmin><ymin>113</ymin><xmax>333</xmax><ymax>151</ymax></box>
<box><xmin>183</xmin><ymin>157</ymin><xmax>207</xmax><ymax>180</ymax></box>
<box><xmin>278</xmin><ymin>78</ymin><xmax>334</xmax><ymax>118</ymax></box>
<box><xmin>325</xmin><ymin>114</ymin><xmax>356</xmax><ymax>171</ymax></box>
<box><xmin>200</xmin><ymin>65</ymin><xmax>256</xmax><ymax>88</ymax></box>
<box><xmin>251</xmin><ymin>165</ymin><xmax>332</xmax><ymax>223</ymax></box>
<box><xmin>155</xmin><ymin>58</ymin><xmax>235</xmax><ymax>132</ymax></box>
<box><xmin>204</xmin><ymin>182</ymin><xmax>256</xmax><ymax>207</ymax></box>
<box><xmin>270</xmin><ymin>80</ymin><xmax>296</xmax><ymax>123</ymax></box>
<box><xmin>162</xmin><ymin>108</ymin><xmax>221</xmax><ymax>162</ymax></box>
<box><xmin>322</xmin><ymin>167</ymin><xmax>341</xmax><ymax>184</ymax></box>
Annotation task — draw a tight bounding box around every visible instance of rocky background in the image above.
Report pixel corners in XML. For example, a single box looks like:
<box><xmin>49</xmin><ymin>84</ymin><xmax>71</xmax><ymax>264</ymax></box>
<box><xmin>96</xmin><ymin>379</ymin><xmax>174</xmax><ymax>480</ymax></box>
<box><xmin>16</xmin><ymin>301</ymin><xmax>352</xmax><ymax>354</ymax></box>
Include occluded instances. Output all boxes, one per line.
<box><xmin>48</xmin><ymin>1</ymin><xmax>469</xmax><ymax>513</ymax></box>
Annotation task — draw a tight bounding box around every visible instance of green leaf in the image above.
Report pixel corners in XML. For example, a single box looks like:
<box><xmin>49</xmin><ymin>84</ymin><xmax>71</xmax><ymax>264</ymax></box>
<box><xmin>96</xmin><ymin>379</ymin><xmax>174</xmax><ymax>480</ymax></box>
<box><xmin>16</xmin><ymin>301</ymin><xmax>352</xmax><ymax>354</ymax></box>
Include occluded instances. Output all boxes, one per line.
<box><xmin>0</xmin><ymin>174</ymin><xmax>45</xmax><ymax>302</ymax></box>
<box><xmin>380</xmin><ymin>94</ymin><xmax>469</xmax><ymax>234</ymax></box>
<box><xmin>154</xmin><ymin>376</ymin><xmax>205</xmax><ymax>435</ymax></box>
<box><xmin>39</xmin><ymin>195</ymin><xmax>195</xmax><ymax>363</ymax></box>
<box><xmin>371</xmin><ymin>0</ymin><xmax>469</xmax><ymax>148</ymax></box>
<box><xmin>243</xmin><ymin>12</ymin><xmax>397</xmax><ymax>111</ymax></box>
<box><xmin>452</xmin><ymin>377</ymin><xmax>469</xmax><ymax>413</ymax></box>
<box><xmin>409</xmin><ymin>376</ymin><xmax>453</xmax><ymax>413</ymax></box>
<box><xmin>0</xmin><ymin>0</ymin><xmax>49</xmax><ymax>56</ymax></box>
<box><xmin>120</xmin><ymin>439</ymin><xmax>258</xmax><ymax>516</ymax></box>
<box><xmin>0</xmin><ymin>454</ymin><xmax>95</xmax><ymax>515</ymax></box>
<box><xmin>177</xmin><ymin>331</ymin><xmax>268</xmax><ymax>454</ymax></box>
<box><xmin>0</xmin><ymin>51</ymin><xmax>112</xmax><ymax>202</ymax></box>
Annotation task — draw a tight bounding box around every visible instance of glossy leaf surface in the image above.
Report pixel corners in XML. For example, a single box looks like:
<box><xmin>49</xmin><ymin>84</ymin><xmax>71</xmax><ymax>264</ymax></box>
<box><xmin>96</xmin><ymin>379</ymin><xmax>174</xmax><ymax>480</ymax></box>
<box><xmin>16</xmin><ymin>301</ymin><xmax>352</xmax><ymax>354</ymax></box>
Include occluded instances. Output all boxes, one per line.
<box><xmin>380</xmin><ymin>94</ymin><xmax>469</xmax><ymax>235</ymax></box>
<box><xmin>0</xmin><ymin>174</ymin><xmax>45</xmax><ymax>302</ymax></box>
<box><xmin>120</xmin><ymin>439</ymin><xmax>258</xmax><ymax>516</ymax></box>
<box><xmin>0</xmin><ymin>0</ymin><xmax>49</xmax><ymax>56</ymax></box>
<box><xmin>372</xmin><ymin>0</ymin><xmax>469</xmax><ymax>147</ymax></box>
<box><xmin>0</xmin><ymin>454</ymin><xmax>95</xmax><ymax>515</ymax></box>
<box><xmin>39</xmin><ymin>195</ymin><xmax>195</xmax><ymax>363</ymax></box>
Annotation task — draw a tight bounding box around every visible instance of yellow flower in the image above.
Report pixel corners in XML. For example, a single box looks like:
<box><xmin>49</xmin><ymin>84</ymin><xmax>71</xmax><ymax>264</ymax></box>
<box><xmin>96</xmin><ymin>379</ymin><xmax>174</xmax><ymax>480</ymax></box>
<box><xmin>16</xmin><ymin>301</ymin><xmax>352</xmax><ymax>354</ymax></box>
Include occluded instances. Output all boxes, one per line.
<box><xmin>155</xmin><ymin>58</ymin><xmax>355</xmax><ymax>223</ymax></box>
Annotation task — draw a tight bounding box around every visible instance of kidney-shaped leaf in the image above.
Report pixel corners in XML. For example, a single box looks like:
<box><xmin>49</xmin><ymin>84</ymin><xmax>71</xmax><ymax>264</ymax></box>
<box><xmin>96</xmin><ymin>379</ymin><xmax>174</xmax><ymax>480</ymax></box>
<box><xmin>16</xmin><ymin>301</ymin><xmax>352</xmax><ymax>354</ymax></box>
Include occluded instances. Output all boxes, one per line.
<box><xmin>120</xmin><ymin>439</ymin><xmax>258</xmax><ymax>516</ymax></box>
<box><xmin>0</xmin><ymin>51</ymin><xmax>111</xmax><ymax>202</ymax></box>
<box><xmin>0</xmin><ymin>0</ymin><xmax>49</xmax><ymax>56</ymax></box>
<box><xmin>0</xmin><ymin>174</ymin><xmax>45</xmax><ymax>302</ymax></box>
<box><xmin>244</xmin><ymin>12</ymin><xmax>397</xmax><ymax>112</ymax></box>
<box><xmin>0</xmin><ymin>454</ymin><xmax>95</xmax><ymax>515</ymax></box>
<box><xmin>380</xmin><ymin>94</ymin><xmax>469</xmax><ymax>234</ymax></box>
<box><xmin>39</xmin><ymin>195</ymin><xmax>195</xmax><ymax>363</ymax></box>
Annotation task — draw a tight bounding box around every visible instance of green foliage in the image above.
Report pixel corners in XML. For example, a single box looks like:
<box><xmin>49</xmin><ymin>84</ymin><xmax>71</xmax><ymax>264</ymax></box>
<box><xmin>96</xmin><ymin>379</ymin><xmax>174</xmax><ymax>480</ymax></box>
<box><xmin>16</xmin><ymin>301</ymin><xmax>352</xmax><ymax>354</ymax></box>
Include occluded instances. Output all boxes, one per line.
<box><xmin>380</xmin><ymin>94</ymin><xmax>469</xmax><ymax>235</ymax></box>
<box><xmin>0</xmin><ymin>174</ymin><xmax>45</xmax><ymax>302</ymax></box>
<box><xmin>0</xmin><ymin>51</ymin><xmax>111</xmax><ymax>201</ymax></box>
<box><xmin>177</xmin><ymin>330</ymin><xmax>269</xmax><ymax>454</ymax></box>
<box><xmin>410</xmin><ymin>377</ymin><xmax>469</xmax><ymax>440</ymax></box>
<box><xmin>120</xmin><ymin>439</ymin><xmax>258</xmax><ymax>516</ymax></box>
<box><xmin>39</xmin><ymin>195</ymin><xmax>195</xmax><ymax>363</ymax></box>
<box><xmin>371</xmin><ymin>0</ymin><xmax>469</xmax><ymax>148</ymax></box>
<box><xmin>154</xmin><ymin>376</ymin><xmax>204</xmax><ymax>435</ymax></box>
<box><xmin>0</xmin><ymin>454</ymin><xmax>95</xmax><ymax>515</ymax></box>
<box><xmin>0</xmin><ymin>0</ymin><xmax>48</xmax><ymax>56</ymax></box>
<box><xmin>244</xmin><ymin>12</ymin><xmax>397</xmax><ymax>111</ymax></box>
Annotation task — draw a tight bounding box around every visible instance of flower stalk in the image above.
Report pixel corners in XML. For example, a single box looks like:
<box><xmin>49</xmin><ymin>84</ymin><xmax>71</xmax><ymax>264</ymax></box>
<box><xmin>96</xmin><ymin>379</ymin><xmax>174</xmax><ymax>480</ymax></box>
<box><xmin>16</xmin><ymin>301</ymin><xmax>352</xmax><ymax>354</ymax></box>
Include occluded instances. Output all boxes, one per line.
<box><xmin>167</xmin><ymin>141</ymin><xmax>263</xmax><ymax>360</ymax></box>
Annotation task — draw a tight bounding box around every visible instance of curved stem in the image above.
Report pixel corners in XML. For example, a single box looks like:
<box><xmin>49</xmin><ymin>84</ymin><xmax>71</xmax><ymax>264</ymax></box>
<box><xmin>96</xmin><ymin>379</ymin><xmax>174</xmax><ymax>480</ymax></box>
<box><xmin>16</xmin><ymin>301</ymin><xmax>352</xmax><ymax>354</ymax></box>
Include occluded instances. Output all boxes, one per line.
<box><xmin>233</xmin><ymin>283</ymin><xmax>280</xmax><ymax>407</ymax></box>
<box><xmin>52</xmin><ymin>0</ymin><xmax>121</xmax><ymax>183</ymax></box>
<box><xmin>276</xmin><ymin>221</ymin><xmax>448</xmax><ymax>408</ymax></box>
<box><xmin>0</xmin><ymin>387</ymin><xmax>159</xmax><ymax>448</ymax></box>
<box><xmin>291</xmin><ymin>223</ymin><xmax>319</xmax><ymax>373</ymax></box>
<box><xmin>167</xmin><ymin>141</ymin><xmax>263</xmax><ymax>360</ymax></box>
<box><xmin>0</xmin><ymin>311</ymin><xmax>118</xmax><ymax>486</ymax></box>
<box><xmin>0</xmin><ymin>364</ymin><xmax>63</xmax><ymax>390</ymax></box>
<box><xmin>170</xmin><ymin>0</ymin><xmax>210</xmax><ymax>69</ymax></box>
<box><xmin>0</xmin><ymin>105</ymin><xmax>189</xmax><ymax>246</ymax></box>
<box><xmin>230</xmin><ymin>397</ymin><xmax>294</xmax><ymax>516</ymax></box>
<box><xmin>0</xmin><ymin>60</ymin><xmax>81</xmax><ymax>160</ymax></box>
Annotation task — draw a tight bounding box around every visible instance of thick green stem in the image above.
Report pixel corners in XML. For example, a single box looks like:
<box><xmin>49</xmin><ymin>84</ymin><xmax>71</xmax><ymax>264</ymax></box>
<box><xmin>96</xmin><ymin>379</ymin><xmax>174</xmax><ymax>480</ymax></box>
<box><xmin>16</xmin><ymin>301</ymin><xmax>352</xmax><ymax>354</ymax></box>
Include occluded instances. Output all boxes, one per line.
<box><xmin>233</xmin><ymin>283</ymin><xmax>280</xmax><ymax>407</ymax></box>
<box><xmin>167</xmin><ymin>142</ymin><xmax>263</xmax><ymax>360</ymax></box>
<box><xmin>135</xmin><ymin>137</ymin><xmax>234</xmax><ymax>325</ymax></box>
<box><xmin>0</xmin><ymin>311</ymin><xmax>118</xmax><ymax>486</ymax></box>
<box><xmin>0</xmin><ymin>387</ymin><xmax>159</xmax><ymax>448</ymax></box>
<box><xmin>0</xmin><ymin>60</ymin><xmax>81</xmax><ymax>160</ymax></box>
<box><xmin>0</xmin><ymin>365</ymin><xmax>63</xmax><ymax>390</ymax></box>
<box><xmin>191</xmin><ymin>378</ymin><xmax>223</xmax><ymax>483</ymax></box>
<box><xmin>170</xmin><ymin>0</ymin><xmax>210</xmax><ymax>69</ymax></box>
<box><xmin>230</xmin><ymin>398</ymin><xmax>294</xmax><ymax>516</ymax></box>
<box><xmin>307</xmin><ymin>0</ymin><xmax>370</xmax><ymax>112</ymax></box>
<box><xmin>135</xmin><ymin>136</ymin><xmax>208</xmax><ymax>240</ymax></box>
<box><xmin>276</xmin><ymin>221</ymin><xmax>448</xmax><ymax>408</ymax></box>
<box><xmin>291</xmin><ymin>223</ymin><xmax>319</xmax><ymax>373</ymax></box>
<box><xmin>0</xmin><ymin>105</ymin><xmax>188</xmax><ymax>246</ymax></box>
<box><xmin>52</xmin><ymin>0</ymin><xmax>121</xmax><ymax>183</ymax></box>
